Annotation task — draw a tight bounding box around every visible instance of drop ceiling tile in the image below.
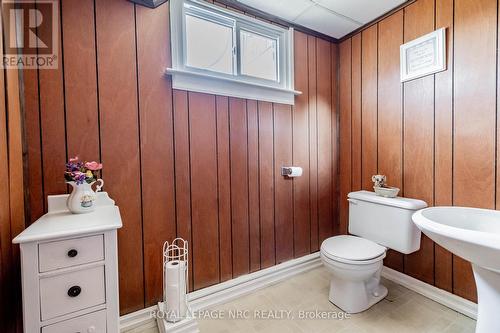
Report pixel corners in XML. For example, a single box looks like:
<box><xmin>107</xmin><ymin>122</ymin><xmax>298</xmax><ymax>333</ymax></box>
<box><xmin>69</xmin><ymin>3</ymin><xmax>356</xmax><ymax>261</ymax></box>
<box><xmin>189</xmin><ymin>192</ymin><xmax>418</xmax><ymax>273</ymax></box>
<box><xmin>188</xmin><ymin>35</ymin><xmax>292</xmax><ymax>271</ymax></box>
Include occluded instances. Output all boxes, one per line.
<box><xmin>315</xmin><ymin>0</ymin><xmax>406</xmax><ymax>24</ymax></box>
<box><xmin>237</xmin><ymin>0</ymin><xmax>312</xmax><ymax>21</ymax></box>
<box><xmin>293</xmin><ymin>5</ymin><xmax>361</xmax><ymax>39</ymax></box>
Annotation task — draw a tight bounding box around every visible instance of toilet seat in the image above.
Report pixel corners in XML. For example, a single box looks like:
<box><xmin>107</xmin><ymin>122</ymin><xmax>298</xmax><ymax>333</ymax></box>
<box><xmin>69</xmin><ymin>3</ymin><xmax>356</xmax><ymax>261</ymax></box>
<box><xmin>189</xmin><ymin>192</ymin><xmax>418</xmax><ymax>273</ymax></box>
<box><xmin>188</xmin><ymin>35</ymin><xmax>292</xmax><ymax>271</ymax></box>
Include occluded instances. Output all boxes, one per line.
<box><xmin>321</xmin><ymin>235</ymin><xmax>386</xmax><ymax>264</ymax></box>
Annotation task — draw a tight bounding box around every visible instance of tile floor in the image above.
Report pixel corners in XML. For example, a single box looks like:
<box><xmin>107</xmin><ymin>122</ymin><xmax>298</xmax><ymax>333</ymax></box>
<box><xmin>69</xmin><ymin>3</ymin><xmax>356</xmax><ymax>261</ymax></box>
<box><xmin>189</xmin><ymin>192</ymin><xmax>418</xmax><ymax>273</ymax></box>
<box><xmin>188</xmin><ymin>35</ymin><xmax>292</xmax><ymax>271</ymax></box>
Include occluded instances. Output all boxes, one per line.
<box><xmin>131</xmin><ymin>267</ymin><xmax>476</xmax><ymax>333</ymax></box>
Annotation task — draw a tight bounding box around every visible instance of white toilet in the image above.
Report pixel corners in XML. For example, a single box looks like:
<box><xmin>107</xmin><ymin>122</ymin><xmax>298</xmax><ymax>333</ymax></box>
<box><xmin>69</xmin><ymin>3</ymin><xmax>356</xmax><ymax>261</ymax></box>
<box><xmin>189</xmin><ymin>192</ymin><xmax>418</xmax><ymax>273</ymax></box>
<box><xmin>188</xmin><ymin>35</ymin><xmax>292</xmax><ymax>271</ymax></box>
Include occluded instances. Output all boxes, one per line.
<box><xmin>321</xmin><ymin>190</ymin><xmax>427</xmax><ymax>313</ymax></box>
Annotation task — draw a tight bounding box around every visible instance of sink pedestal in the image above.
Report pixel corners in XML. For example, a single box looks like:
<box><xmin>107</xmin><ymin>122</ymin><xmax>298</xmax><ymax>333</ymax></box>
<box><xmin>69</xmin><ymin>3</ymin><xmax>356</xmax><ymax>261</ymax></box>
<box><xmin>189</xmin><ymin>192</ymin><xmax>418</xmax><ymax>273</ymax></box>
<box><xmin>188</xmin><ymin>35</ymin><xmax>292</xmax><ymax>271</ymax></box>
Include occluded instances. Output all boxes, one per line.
<box><xmin>473</xmin><ymin>265</ymin><xmax>500</xmax><ymax>333</ymax></box>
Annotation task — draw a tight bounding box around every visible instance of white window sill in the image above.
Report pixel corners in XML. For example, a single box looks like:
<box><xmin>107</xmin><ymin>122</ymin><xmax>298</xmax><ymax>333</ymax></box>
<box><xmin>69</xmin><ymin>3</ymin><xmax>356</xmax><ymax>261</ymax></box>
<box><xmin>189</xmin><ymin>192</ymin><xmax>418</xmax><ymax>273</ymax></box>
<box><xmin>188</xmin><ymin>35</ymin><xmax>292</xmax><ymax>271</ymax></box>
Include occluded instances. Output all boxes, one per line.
<box><xmin>165</xmin><ymin>68</ymin><xmax>301</xmax><ymax>105</ymax></box>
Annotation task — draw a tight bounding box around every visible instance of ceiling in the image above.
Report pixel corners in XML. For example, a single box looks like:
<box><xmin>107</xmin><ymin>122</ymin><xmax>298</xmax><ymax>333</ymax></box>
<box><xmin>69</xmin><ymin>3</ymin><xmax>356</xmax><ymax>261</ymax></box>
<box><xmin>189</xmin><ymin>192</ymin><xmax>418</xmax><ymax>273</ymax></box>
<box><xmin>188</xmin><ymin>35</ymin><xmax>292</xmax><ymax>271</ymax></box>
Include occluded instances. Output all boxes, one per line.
<box><xmin>235</xmin><ymin>0</ymin><xmax>408</xmax><ymax>39</ymax></box>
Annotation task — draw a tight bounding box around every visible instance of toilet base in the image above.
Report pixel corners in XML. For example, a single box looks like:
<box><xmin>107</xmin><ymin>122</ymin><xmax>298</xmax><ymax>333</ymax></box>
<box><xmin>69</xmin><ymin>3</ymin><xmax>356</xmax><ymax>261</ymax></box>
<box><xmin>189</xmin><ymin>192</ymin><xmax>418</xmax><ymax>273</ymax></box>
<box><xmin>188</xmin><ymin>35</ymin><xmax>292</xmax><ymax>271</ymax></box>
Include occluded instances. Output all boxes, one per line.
<box><xmin>329</xmin><ymin>283</ymin><xmax>387</xmax><ymax>313</ymax></box>
<box><xmin>328</xmin><ymin>269</ymin><xmax>388</xmax><ymax>313</ymax></box>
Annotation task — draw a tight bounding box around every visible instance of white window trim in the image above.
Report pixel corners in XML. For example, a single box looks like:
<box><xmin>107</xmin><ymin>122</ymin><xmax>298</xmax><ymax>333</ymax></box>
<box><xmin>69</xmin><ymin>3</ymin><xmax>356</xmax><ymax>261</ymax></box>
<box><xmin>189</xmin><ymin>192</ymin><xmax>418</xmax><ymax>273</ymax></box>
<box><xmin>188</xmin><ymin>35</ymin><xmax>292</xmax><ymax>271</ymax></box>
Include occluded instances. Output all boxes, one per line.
<box><xmin>167</xmin><ymin>0</ymin><xmax>301</xmax><ymax>105</ymax></box>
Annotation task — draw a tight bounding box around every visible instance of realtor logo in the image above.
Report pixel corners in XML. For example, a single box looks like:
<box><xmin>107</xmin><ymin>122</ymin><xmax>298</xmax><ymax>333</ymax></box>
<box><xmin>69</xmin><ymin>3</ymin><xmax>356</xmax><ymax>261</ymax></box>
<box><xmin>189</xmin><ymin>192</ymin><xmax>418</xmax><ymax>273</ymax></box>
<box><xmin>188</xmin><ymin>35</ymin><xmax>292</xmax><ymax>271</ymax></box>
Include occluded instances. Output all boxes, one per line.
<box><xmin>2</xmin><ymin>0</ymin><xmax>58</xmax><ymax>69</ymax></box>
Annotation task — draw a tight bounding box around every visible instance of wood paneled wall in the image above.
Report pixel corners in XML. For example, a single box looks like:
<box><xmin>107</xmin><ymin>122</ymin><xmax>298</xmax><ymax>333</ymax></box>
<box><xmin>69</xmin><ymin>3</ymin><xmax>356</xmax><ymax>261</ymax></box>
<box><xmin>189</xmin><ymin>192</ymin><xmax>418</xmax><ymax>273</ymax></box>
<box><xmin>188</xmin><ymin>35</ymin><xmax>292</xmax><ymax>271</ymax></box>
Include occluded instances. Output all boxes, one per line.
<box><xmin>22</xmin><ymin>0</ymin><xmax>338</xmax><ymax>316</ymax></box>
<box><xmin>0</xmin><ymin>8</ymin><xmax>26</xmax><ymax>331</ymax></box>
<box><xmin>339</xmin><ymin>0</ymin><xmax>500</xmax><ymax>302</ymax></box>
<box><xmin>17</xmin><ymin>0</ymin><xmax>495</xmax><ymax>324</ymax></box>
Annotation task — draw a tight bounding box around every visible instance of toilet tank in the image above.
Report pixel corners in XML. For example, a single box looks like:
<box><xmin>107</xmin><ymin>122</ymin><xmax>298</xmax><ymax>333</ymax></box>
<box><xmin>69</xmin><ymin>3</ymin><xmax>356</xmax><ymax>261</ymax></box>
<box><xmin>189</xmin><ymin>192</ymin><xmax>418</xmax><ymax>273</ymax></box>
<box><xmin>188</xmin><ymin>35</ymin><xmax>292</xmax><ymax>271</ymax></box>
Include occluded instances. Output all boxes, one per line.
<box><xmin>348</xmin><ymin>191</ymin><xmax>427</xmax><ymax>254</ymax></box>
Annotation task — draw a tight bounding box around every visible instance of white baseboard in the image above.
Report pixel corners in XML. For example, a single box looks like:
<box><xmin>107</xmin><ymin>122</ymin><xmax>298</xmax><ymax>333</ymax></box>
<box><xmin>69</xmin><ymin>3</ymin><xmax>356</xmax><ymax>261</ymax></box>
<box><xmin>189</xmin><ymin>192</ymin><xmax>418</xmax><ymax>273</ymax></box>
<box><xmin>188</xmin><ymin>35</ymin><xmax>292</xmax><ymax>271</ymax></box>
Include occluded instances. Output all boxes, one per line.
<box><xmin>188</xmin><ymin>252</ymin><xmax>322</xmax><ymax>311</ymax></box>
<box><xmin>120</xmin><ymin>306</ymin><xmax>158</xmax><ymax>332</ymax></box>
<box><xmin>120</xmin><ymin>252</ymin><xmax>322</xmax><ymax>331</ymax></box>
<box><xmin>381</xmin><ymin>266</ymin><xmax>478</xmax><ymax>320</ymax></box>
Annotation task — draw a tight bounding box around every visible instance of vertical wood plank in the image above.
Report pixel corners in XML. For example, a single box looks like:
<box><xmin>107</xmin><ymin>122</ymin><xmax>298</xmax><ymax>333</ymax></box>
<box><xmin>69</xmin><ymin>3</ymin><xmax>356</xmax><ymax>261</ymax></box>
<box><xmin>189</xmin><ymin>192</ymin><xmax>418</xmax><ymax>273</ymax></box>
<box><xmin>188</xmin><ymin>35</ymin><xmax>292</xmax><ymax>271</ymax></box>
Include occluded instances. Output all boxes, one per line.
<box><xmin>403</xmin><ymin>0</ymin><xmax>435</xmax><ymax>285</ymax></box>
<box><xmin>62</xmin><ymin>0</ymin><xmax>99</xmax><ymax>161</ymax></box>
<box><xmin>454</xmin><ymin>0</ymin><xmax>497</xmax><ymax>301</ymax></box>
<box><xmin>361</xmin><ymin>25</ymin><xmax>378</xmax><ymax>191</ymax></box>
<box><xmin>307</xmin><ymin>36</ymin><xmax>319</xmax><ymax>250</ymax></box>
<box><xmin>339</xmin><ymin>40</ymin><xmax>352</xmax><ymax>236</ymax></box>
<box><xmin>317</xmin><ymin>39</ymin><xmax>333</xmax><ymax>243</ymax></box>
<box><xmin>274</xmin><ymin>103</ymin><xmax>293</xmax><ymax>263</ymax></box>
<box><xmin>434</xmin><ymin>0</ymin><xmax>454</xmax><ymax>293</ymax></box>
<box><xmin>331</xmin><ymin>43</ymin><xmax>339</xmax><ymax>236</ymax></box>
<box><xmin>453</xmin><ymin>258</ymin><xmax>477</xmax><ymax>302</ymax></box>
<box><xmin>5</xmin><ymin>74</ymin><xmax>24</xmax><ymax>228</ymax></box>
<box><xmin>23</xmin><ymin>67</ymin><xmax>43</xmax><ymax>224</ymax></box>
<box><xmin>229</xmin><ymin>97</ymin><xmax>250</xmax><ymax>277</ymax></box>
<box><xmin>38</xmin><ymin>0</ymin><xmax>67</xmax><ymax>199</ymax></box>
<box><xmin>0</xmin><ymin>30</ymin><xmax>11</xmax><ymax>331</ymax></box>
<box><xmin>173</xmin><ymin>90</ymin><xmax>193</xmax><ymax>291</ymax></box>
<box><xmin>5</xmin><ymin>66</ymin><xmax>25</xmax><ymax>333</ymax></box>
<box><xmin>5</xmin><ymin>53</ymin><xmax>23</xmax><ymax>194</ymax></box>
<box><xmin>21</xmin><ymin>0</ymin><xmax>43</xmax><ymax>224</ymax></box>
<box><xmin>95</xmin><ymin>0</ymin><xmax>144</xmax><ymax>313</ymax></box>
<box><xmin>454</xmin><ymin>0</ymin><xmax>496</xmax><ymax>209</ymax></box>
<box><xmin>0</xmin><ymin>117</ymin><xmax>11</xmax><ymax>333</ymax></box>
<box><xmin>216</xmin><ymin>96</ymin><xmax>232</xmax><ymax>281</ymax></box>
<box><xmin>247</xmin><ymin>100</ymin><xmax>261</xmax><ymax>272</ymax></box>
<box><xmin>497</xmin><ymin>0</ymin><xmax>500</xmax><ymax>249</ymax></box>
<box><xmin>189</xmin><ymin>93</ymin><xmax>220</xmax><ymax>289</ymax></box>
<box><xmin>0</xmin><ymin>12</ymin><xmax>23</xmax><ymax>330</ymax></box>
<box><xmin>351</xmin><ymin>33</ymin><xmax>362</xmax><ymax>191</ymax></box>
<box><xmin>292</xmin><ymin>31</ymin><xmax>310</xmax><ymax>257</ymax></box>
<box><xmin>258</xmin><ymin>101</ymin><xmax>275</xmax><ymax>268</ymax></box>
<box><xmin>0</xmin><ymin>22</ymin><xmax>13</xmax><ymax>330</ymax></box>
<box><xmin>136</xmin><ymin>2</ymin><xmax>176</xmax><ymax>305</ymax></box>
<box><xmin>377</xmin><ymin>12</ymin><xmax>404</xmax><ymax>272</ymax></box>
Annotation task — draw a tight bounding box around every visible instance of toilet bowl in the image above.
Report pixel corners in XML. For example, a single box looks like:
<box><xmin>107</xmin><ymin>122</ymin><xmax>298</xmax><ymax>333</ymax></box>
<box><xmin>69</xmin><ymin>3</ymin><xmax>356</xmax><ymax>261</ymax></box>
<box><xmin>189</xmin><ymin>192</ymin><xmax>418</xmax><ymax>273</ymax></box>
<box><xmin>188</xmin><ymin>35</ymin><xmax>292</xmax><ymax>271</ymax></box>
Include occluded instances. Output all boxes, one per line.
<box><xmin>321</xmin><ymin>191</ymin><xmax>427</xmax><ymax>313</ymax></box>
<box><xmin>320</xmin><ymin>235</ymin><xmax>388</xmax><ymax>313</ymax></box>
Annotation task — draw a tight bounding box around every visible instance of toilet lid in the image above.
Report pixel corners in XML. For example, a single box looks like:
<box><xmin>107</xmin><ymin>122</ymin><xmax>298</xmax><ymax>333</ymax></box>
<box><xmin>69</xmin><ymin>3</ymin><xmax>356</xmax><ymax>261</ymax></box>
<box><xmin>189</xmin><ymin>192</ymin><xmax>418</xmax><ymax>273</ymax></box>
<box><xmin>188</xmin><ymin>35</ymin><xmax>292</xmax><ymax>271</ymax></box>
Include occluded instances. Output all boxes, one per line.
<box><xmin>321</xmin><ymin>235</ymin><xmax>386</xmax><ymax>261</ymax></box>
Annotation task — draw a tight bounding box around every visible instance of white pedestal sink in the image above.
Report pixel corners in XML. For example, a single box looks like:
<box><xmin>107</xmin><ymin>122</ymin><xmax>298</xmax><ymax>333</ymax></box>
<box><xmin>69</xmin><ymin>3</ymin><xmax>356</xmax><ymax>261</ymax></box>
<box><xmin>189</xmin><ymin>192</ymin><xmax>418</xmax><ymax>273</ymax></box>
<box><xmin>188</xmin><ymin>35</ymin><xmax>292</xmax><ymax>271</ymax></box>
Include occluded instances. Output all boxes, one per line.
<box><xmin>412</xmin><ymin>207</ymin><xmax>500</xmax><ymax>333</ymax></box>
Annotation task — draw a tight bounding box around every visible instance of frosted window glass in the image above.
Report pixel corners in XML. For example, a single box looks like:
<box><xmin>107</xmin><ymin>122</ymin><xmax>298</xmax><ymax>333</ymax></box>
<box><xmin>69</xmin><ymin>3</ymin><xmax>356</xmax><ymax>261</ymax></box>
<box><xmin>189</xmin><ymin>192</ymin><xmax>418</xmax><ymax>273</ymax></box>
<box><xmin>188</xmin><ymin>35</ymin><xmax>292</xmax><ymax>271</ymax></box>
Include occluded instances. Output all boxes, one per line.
<box><xmin>185</xmin><ymin>14</ymin><xmax>234</xmax><ymax>75</ymax></box>
<box><xmin>240</xmin><ymin>30</ymin><xmax>277</xmax><ymax>81</ymax></box>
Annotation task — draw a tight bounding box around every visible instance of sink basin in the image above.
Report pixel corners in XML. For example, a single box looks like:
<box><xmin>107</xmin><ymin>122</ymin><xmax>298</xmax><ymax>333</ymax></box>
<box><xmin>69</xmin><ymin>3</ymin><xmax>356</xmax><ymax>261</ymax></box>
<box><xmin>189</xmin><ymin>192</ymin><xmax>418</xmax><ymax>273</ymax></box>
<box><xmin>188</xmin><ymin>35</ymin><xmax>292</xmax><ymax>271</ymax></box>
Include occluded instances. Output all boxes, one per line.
<box><xmin>413</xmin><ymin>206</ymin><xmax>500</xmax><ymax>333</ymax></box>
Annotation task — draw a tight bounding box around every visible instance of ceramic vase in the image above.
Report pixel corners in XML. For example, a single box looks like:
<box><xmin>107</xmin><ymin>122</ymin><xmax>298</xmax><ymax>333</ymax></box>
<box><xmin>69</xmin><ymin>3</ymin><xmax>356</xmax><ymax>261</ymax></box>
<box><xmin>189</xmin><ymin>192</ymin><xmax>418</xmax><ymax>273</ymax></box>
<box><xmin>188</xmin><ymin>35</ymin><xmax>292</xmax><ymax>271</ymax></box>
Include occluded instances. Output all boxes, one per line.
<box><xmin>66</xmin><ymin>179</ymin><xmax>104</xmax><ymax>214</ymax></box>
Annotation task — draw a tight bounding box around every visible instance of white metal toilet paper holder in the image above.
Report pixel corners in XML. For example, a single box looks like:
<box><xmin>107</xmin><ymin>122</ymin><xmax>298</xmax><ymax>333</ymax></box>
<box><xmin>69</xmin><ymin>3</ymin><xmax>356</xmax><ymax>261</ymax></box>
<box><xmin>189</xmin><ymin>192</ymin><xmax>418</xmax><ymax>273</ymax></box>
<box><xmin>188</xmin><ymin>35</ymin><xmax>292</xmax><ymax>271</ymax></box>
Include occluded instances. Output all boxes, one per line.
<box><xmin>163</xmin><ymin>238</ymin><xmax>189</xmax><ymax>323</ymax></box>
<box><xmin>281</xmin><ymin>166</ymin><xmax>303</xmax><ymax>178</ymax></box>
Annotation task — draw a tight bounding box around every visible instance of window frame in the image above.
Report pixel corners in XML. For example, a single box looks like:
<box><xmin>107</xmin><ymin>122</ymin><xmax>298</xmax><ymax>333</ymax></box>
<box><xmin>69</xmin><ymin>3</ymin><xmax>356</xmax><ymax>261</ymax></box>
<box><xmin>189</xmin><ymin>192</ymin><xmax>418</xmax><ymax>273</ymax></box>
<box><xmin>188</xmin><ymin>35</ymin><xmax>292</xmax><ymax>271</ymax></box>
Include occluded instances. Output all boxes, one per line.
<box><xmin>183</xmin><ymin>4</ymin><xmax>237</xmax><ymax>77</ymax></box>
<box><xmin>168</xmin><ymin>0</ymin><xmax>300</xmax><ymax>105</ymax></box>
<box><xmin>237</xmin><ymin>25</ymin><xmax>280</xmax><ymax>85</ymax></box>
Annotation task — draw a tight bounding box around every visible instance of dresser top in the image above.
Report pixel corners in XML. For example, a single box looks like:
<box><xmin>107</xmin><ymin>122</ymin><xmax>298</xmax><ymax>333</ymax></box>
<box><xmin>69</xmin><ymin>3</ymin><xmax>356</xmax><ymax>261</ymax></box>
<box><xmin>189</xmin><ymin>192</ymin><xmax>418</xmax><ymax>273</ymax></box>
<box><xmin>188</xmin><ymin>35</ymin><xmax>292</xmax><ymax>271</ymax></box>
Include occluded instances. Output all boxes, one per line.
<box><xmin>13</xmin><ymin>192</ymin><xmax>122</xmax><ymax>244</ymax></box>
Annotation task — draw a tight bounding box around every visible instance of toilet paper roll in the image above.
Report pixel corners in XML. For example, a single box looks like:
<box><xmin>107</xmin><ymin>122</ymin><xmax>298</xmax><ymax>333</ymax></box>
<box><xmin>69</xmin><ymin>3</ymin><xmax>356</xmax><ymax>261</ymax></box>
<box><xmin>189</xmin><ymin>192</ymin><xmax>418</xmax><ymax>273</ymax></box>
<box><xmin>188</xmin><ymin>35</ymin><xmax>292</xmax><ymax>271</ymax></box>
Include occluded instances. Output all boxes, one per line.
<box><xmin>286</xmin><ymin>167</ymin><xmax>303</xmax><ymax>177</ymax></box>
<box><xmin>165</xmin><ymin>260</ymin><xmax>187</xmax><ymax>322</ymax></box>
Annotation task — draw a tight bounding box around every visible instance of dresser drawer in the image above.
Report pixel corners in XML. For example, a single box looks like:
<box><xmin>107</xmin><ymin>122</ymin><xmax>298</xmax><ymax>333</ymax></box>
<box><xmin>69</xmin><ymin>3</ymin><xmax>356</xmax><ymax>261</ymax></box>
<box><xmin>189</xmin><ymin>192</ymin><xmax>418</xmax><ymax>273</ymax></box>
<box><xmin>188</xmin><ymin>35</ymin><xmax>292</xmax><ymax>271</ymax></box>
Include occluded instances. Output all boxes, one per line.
<box><xmin>39</xmin><ymin>235</ymin><xmax>104</xmax><ymax>273</ymax></box>
<box><xmin>40</xmin><ymin>265</ymin><xmax>106</xmax><ymax>321</ymax></box>
<box><xmin>42</xmin><ymin>309</ymin><xmax>106</xmax><ymax>333</ymax></box>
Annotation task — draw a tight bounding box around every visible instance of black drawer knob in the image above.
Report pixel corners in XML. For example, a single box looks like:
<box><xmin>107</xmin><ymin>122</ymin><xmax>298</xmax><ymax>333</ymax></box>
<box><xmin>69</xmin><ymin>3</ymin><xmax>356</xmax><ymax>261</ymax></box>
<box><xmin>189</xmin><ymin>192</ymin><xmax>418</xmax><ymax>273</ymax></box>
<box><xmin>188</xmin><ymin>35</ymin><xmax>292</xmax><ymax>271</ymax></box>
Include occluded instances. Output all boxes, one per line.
<box><xmin>67</xmin><ymin>286</ymin><xmax>81</xmax><ymax>297</ymax></box>
<box><xmin>67</xmin><ymin>249</ymin><xmax>78</xmax><ymax>258</ymax></box>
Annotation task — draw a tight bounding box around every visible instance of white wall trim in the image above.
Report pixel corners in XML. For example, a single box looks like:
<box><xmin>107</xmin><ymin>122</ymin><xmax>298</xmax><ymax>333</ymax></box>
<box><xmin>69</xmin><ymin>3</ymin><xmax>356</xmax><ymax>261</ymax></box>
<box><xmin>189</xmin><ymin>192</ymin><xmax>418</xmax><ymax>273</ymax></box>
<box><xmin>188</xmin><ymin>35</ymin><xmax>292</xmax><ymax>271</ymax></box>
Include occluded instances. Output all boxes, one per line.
<box><xmin>166</xmin><ymin>68</ymin><xmax>300</xmax><ymax>105</ymax></box>
<box><xmin>120</xmin><ymin>252</ymin><xmax>322</xmax><ymax>331</ymax></box>
<box><xmin>381</xmin><ymin>266</ymin><xmax>478</xmax><ymax>319</ymax></box>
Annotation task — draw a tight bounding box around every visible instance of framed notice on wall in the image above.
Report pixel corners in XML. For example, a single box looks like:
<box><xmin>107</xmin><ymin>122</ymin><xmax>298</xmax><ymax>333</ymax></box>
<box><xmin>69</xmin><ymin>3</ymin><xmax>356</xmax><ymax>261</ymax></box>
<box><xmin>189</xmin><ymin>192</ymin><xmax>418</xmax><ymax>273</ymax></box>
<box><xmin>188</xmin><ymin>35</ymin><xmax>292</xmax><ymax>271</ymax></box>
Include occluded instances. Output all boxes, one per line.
<box><xmin>400</xmin><ymin>28</ymin><xmax>446</xmax><ymax>82</ymax></box>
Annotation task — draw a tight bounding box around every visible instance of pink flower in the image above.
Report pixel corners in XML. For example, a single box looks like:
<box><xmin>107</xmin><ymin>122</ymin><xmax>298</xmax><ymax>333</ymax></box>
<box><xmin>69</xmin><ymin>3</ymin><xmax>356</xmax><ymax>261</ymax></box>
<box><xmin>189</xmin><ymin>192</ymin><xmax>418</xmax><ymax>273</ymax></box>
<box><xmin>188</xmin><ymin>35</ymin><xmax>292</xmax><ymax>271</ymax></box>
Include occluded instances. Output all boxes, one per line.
<box><xmin>85</xmin><ymin>161</ymin><xmax>103</xmax><ymax>171</ymax></box>
<box><xmin>69</xmin><ymin>156</ymin><xmax>79</xmax><ymax>162</ymax></box>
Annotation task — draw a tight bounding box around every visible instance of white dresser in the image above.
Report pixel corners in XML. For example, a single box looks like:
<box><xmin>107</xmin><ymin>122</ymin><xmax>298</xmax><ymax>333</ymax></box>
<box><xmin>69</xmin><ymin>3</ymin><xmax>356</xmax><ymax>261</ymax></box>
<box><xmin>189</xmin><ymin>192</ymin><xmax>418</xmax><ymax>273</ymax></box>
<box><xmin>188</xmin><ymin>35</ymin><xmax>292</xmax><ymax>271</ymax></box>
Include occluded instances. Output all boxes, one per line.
<box><xmin>13</xmin><ymin>192</ymin><xmax>122</xmax><ymax>333</ymax></box>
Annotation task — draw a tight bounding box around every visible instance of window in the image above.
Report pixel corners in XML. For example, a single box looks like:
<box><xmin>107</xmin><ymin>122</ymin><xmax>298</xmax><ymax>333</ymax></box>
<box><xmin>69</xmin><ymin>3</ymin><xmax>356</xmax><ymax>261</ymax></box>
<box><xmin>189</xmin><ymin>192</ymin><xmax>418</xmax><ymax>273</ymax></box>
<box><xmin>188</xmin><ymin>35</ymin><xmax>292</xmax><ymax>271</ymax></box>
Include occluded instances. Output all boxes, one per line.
<box><xmin>185</xmin><ymin>14</ymin><xmax>234</xmax><ymax>75</ymax></box>
<box><xmin>168</xmin><ymin>0</ymin><xmax>299</xmax><ymax>105</ymax></box>
<box><xmin>240</xmin><ymin>30</ymin><xmax>278</xmax><ymax>81</ymax></box>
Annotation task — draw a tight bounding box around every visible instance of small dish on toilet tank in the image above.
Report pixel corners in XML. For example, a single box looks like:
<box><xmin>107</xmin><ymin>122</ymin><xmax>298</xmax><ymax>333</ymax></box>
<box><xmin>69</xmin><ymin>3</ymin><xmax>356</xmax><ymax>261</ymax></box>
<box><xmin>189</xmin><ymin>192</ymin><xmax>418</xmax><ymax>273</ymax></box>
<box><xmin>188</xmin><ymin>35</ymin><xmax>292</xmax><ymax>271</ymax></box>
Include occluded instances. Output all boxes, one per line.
<box><xmin>373</xmin><ymin>186</ymin><xmax>400</xmax><ymax>198</ymax></box>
